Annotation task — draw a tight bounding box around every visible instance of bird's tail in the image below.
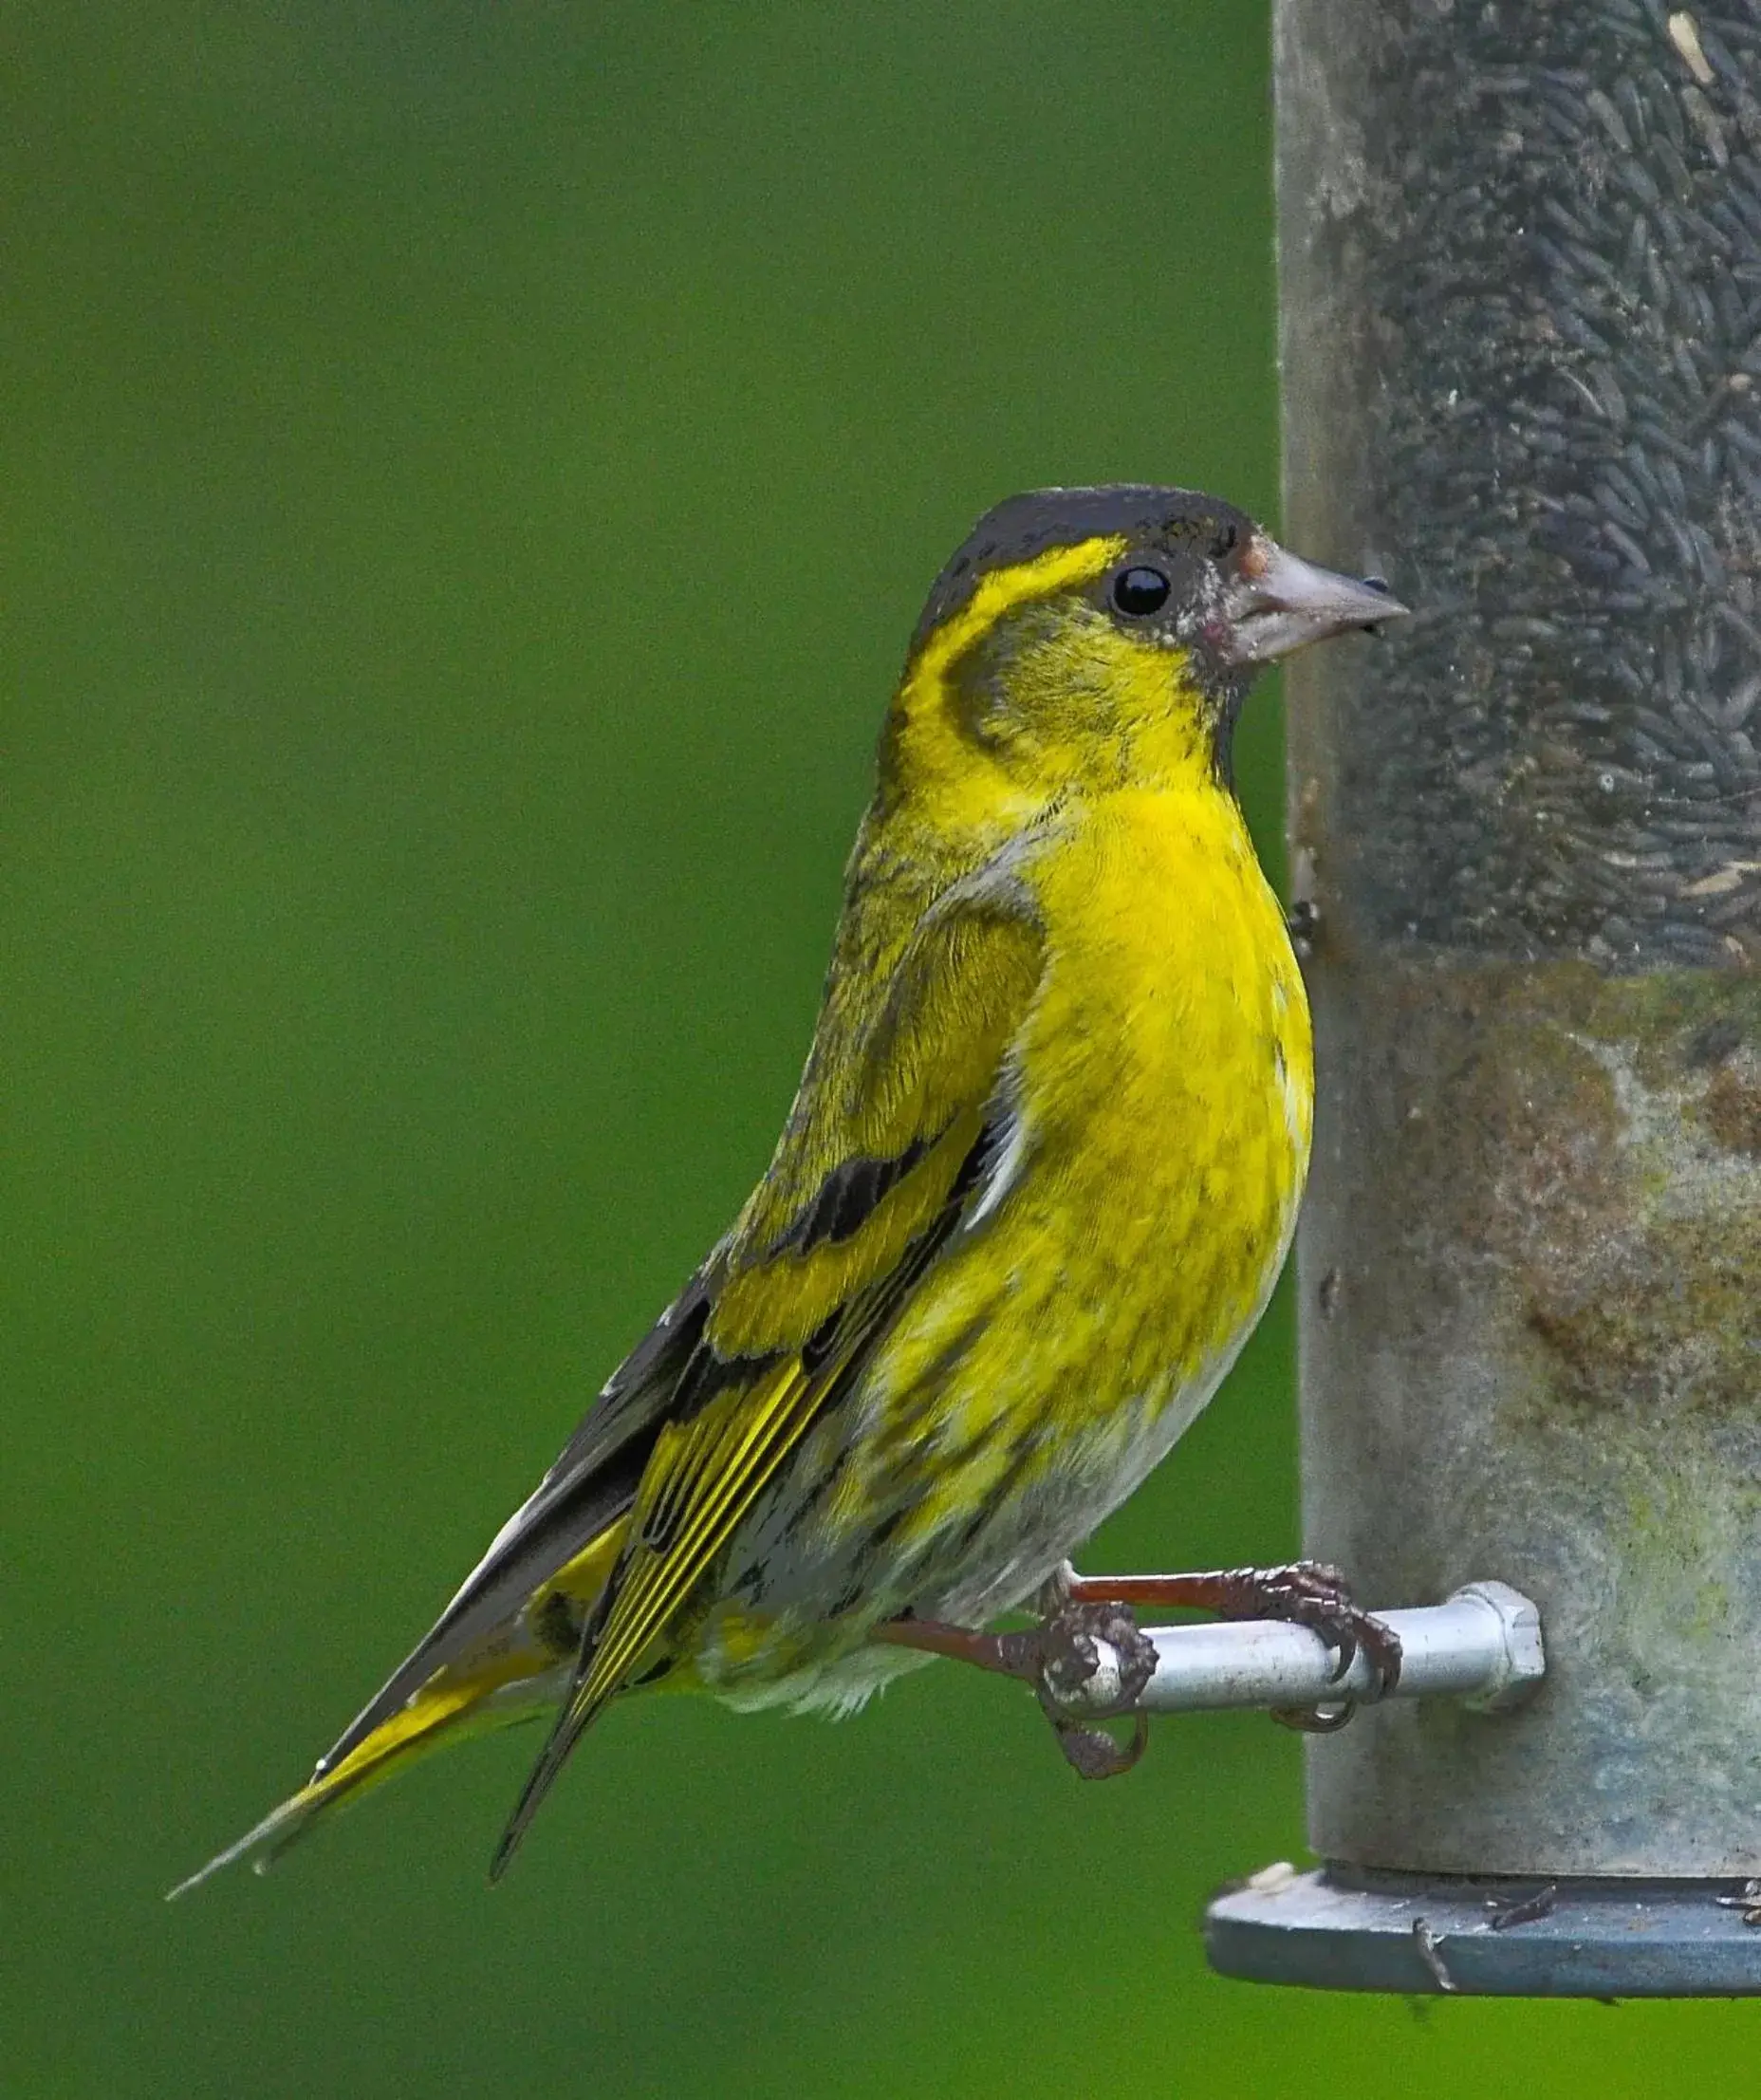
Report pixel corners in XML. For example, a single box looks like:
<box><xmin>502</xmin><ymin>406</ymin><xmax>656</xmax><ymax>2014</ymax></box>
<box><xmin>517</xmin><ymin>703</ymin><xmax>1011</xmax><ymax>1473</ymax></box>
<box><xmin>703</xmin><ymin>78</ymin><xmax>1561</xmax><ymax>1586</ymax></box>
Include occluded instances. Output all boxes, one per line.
<box><xmin>168</xmin><ymin>1523</ymin><xmax>628</xmax><ymax>1898</ymax></box>
<box><xmin>166</xmin><ymin>1645</ymin><xmax>563</xmax><ymax>1898</ymax></box>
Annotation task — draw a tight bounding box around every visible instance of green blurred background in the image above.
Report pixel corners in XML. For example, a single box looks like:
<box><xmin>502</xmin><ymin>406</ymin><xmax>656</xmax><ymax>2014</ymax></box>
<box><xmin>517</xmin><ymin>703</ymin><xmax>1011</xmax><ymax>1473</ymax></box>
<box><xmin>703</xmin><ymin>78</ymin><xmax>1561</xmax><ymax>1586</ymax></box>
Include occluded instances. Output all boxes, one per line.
<box><xmin>4</xmin><ymin>4</ymin><xmax>1753</xmax><ymax>2092</ymax></box>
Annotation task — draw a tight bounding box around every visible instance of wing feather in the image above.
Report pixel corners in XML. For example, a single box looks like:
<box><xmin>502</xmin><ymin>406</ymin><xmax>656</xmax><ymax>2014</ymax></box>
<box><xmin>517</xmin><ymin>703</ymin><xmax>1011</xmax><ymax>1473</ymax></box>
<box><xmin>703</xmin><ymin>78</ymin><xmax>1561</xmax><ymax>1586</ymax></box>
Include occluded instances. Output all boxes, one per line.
<box><xmin>312</xmin><ymin>1266</ymin><xmax>723</xmax><ymax>1777</ymax></box>
<box><xmin>324</xmin><ymin>850</ymin><xmax>1046</xmax><ymax>1860</ymax></box>
<box><xmin>488</xmin><ymin>1106</ymin><xmax>1006</xmax><ymax>1876</ymax></box>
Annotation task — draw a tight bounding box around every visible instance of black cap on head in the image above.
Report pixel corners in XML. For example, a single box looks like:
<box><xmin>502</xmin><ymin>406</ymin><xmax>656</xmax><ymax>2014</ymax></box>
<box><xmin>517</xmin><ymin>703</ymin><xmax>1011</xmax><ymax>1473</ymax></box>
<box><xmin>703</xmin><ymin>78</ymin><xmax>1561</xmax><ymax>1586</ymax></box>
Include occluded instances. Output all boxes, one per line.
<box><xmin>911</xmin><ymin>485</ymin><xmax>1256</xmax><ymax>657</ymax></box>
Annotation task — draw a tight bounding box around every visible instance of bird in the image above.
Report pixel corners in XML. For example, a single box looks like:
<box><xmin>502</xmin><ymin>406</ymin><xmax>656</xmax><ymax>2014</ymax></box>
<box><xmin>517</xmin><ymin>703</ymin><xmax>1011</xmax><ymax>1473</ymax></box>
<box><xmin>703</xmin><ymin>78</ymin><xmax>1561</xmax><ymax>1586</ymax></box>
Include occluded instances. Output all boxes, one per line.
<box><xmin>172</xmin><ymin>484</ymin><xmax>1406</xmax><ymax>1895</ymax></box>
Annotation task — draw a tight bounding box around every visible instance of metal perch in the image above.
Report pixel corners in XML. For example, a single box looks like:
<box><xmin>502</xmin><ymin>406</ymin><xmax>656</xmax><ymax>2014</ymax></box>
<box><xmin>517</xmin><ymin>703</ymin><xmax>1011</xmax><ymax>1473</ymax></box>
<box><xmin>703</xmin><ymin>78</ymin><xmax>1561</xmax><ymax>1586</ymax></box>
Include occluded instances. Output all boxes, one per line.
<box><xmin>1057</xmin><ymin>1582</ymin><xmax>1544</xmax><ymax>1719</ymax></box>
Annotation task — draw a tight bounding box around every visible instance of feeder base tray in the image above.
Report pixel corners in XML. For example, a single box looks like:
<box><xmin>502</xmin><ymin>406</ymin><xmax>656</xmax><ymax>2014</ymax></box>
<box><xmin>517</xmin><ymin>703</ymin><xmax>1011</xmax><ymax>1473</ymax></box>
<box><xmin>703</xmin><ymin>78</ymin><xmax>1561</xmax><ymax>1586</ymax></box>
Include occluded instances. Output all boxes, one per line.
<box><xmin>1205</xmin><ymin>1866</ymin><xmax>1761</xmax><ymax>1997</ymax></box>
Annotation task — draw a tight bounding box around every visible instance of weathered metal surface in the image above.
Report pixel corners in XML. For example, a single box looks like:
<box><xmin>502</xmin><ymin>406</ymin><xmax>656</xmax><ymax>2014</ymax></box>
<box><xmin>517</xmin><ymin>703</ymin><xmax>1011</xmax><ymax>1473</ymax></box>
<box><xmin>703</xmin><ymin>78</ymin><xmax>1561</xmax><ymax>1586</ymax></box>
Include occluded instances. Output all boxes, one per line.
<box><xmin>1276</xmin><ymin>0</ymin><xmax>1761</xmax><ymax>1884</ymax></box>
<box><xmin>1206</xmin><ymin>1866</ymin><xmax>1761</xmax><ymax>1997</ymax></box>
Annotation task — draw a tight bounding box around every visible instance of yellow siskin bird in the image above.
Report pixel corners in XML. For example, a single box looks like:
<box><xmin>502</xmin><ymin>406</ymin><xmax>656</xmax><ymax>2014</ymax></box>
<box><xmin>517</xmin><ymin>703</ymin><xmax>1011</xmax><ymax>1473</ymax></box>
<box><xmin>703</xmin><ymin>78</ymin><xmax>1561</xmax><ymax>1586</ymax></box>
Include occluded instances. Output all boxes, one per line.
<box><xmin>173</xmin><ymin>485</ymin><xmax>1405</xmax><ymax>1894</ymax></box>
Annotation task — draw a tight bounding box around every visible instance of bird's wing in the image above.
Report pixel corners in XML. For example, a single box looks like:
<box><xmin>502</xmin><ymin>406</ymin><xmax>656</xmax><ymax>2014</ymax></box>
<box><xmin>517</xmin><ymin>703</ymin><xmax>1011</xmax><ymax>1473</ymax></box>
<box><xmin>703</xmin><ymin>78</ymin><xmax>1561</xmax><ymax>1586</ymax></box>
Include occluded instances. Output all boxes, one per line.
<box><xmin>318</xmin><ymin>861</ymin><xmax>1046</xmax><ymax>1824</ymax></box>
<box><xmin>488</xmin><ymin>861</ymin><xmax>1046</xmax><ymax>1870</ymax></box>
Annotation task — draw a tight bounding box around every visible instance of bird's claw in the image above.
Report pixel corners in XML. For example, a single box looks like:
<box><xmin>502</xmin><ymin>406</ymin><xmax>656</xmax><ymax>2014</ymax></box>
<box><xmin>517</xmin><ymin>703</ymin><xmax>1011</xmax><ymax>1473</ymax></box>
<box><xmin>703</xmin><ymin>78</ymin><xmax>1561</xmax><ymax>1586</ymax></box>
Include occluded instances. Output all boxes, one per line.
<box><xmin>1028</xmin><ymin>1577</ymin><xmax>1159</xmax><ymax>1781</ymax></box>
<box><xmin>1225</xmin><ymin>1560</ymin><xmax>1401</xmax><ymax>1731</ymax></box>
<box><xmin>1033</xmin><ymin>1599</ymin><xmax>1159</xmax><ymax>1716</ymax></box>
<box><xmin>1262</xmin><ymin>1560</ymin><xmax>1401</xmax><ymax>1693</ymax></box>
<box><xmin>1047</xmin><ymin>1708</ymin><xmax>1150</xmax><ymax>1780</ymax></box>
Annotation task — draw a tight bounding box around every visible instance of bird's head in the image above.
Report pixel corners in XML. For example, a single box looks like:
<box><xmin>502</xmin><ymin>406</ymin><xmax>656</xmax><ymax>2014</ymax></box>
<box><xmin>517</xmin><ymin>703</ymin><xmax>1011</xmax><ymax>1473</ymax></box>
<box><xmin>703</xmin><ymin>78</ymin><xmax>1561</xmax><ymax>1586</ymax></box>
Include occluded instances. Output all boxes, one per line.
<box><xmin>881</xmin><ymin>485</ymin><xmax>1404</xmax><ymax>824</ymax></box>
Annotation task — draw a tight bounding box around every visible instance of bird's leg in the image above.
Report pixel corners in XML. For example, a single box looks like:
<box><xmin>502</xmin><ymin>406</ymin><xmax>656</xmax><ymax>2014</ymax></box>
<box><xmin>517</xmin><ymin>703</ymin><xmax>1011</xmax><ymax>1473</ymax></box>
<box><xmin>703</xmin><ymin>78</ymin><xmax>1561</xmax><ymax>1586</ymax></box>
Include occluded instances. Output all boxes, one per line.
<box><xmin>869</xmin><ymin>1615</ymin><xmax>1043</xmax><ymax>1682</ymax></box>
<box><xmin>1062</xmin><ymin>1559</ymin><xmax>1402</xmax><ymax>1731</ymax></box>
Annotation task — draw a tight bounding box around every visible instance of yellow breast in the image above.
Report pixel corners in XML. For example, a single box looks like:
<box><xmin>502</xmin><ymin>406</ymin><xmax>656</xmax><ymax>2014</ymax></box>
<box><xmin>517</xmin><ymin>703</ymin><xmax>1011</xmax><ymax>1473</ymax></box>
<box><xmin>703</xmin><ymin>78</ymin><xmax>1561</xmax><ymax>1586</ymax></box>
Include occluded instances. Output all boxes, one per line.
<box><xmin>869</xmin><ymin>781</ymin><xmax>1311</xmax><ymax>1489</ymax></box>
<box><xmin>1024</xmin><ymin>783</ymin><xmax>1312</xmax><ymax>1383</ymax></box>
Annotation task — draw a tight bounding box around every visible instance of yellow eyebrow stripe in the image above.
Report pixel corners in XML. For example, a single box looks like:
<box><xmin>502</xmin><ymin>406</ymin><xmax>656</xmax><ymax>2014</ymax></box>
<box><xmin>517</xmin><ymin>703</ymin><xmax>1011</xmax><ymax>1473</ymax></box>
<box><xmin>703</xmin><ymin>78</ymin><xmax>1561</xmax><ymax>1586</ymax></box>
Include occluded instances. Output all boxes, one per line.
<box><xmin>906</xmin><ymin>534</ymin><xmax>1127</xmax><ymax>694</ymax></box>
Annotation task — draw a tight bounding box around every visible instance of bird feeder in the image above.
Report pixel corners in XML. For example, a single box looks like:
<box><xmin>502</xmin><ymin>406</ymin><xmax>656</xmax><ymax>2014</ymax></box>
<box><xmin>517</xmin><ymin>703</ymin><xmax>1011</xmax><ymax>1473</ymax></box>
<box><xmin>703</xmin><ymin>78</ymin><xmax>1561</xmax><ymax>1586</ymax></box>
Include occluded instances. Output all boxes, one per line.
<box><xmin>1198</xmin><ymin>0</ymin><xmax>1761</xmax><ymax>1995</ymax></box>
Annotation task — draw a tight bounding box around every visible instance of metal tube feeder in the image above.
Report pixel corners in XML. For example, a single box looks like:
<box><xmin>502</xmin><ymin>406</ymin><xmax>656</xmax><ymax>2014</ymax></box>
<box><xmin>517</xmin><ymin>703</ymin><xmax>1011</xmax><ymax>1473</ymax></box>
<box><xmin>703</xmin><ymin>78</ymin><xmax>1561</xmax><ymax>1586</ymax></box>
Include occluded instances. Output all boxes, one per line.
<box><xmin>1208</xmin><ymin>1</ymin><xmax>1761</xmax><ymax>1995</ymax></box>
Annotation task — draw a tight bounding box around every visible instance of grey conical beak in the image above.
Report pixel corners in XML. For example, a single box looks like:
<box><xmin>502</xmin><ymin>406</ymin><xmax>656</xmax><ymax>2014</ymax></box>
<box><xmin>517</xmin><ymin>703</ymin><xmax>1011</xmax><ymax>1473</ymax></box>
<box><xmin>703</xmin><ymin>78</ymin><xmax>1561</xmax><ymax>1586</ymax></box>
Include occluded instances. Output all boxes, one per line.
<box><xmin>1218</xmin><ymin>534</ymin><xmax>1410</xmax><ymax>665</ymax></box>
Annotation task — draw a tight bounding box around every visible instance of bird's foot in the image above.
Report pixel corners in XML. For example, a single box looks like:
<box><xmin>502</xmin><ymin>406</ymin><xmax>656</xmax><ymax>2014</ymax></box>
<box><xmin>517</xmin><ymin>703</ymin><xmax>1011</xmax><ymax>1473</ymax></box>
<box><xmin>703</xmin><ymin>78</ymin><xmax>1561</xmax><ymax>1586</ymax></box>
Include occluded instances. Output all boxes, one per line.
<box><xmin>871</xmin><ymin>1581</ymin><xmax>1158</xmax><ymax>1781</ymax></box>
<box><xmin>1029</xmin><ymin>1575</ymin><xmax>1159</xmax><ymax>1780</ymax></box>
<box><xmin>873</xmin><ymin>1558</ymin><xmax>1397</xmax><ymax>1757</ymax></box>
<box><xmin>1240</xmin><ymin>1561</ymin><xmax>1401</xmax><ymax>1733</ymax></box>
<box><xmin>1224</xmin><ymin>1560</ymin><xmax>1401</xmax><ymax>1730</ymax></box>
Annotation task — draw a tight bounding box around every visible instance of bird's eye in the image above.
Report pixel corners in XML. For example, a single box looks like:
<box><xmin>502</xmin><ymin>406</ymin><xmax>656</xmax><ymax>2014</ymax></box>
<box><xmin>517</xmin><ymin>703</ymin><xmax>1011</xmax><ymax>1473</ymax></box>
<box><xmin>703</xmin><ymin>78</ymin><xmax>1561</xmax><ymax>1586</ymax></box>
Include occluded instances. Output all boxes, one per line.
<box><xmin>1112</xmin><ymin>567</ymin><xmax>1171</xmax><ymax>617</ymax></box>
